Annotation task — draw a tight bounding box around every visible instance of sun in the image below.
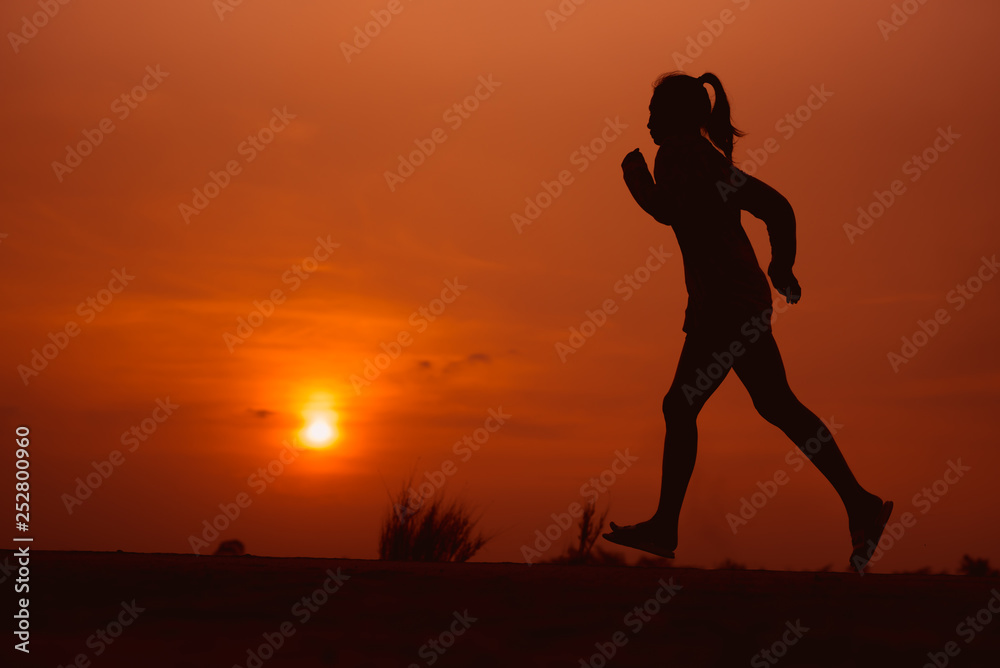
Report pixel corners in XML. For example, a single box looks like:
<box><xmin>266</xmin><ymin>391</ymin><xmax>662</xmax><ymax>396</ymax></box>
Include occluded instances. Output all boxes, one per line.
<box><xmin>301</xmin><ymin>411</ymin><xmax>339</xmax><ymax>448</ymax></box>
<box><xmin>297</xmin><ymin>392</ymin><xmax>340</xmax><ymax>448</ymax></box>
<box><xmin>295</xmin><ymin>391</ymin><xmax>343</xmax><ymax>449</ymax></box>
<box><xmin>305</xmin><ymin>416</ymin><xmax>334</xmax><ymax>443</ymax></box>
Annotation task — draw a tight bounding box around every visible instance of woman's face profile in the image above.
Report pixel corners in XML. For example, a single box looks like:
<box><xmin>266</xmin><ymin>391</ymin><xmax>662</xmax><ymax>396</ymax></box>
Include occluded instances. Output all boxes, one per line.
<box><xmin>647</xmin><ymin>89</ymin><xmax>697</xmax><ymax>146</ymax></box>
<box><xmin>647</xmin><ymin>96</ymin><xmax>667</xmax><ymax>145</ymax></box>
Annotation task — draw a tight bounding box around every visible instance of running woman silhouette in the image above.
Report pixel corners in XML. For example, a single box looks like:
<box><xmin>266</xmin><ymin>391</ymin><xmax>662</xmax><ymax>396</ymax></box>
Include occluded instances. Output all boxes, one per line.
<box><xmin>603</xmin><ymin>72</ymin><xmax>892</xmax><ymax>573</ymax></box>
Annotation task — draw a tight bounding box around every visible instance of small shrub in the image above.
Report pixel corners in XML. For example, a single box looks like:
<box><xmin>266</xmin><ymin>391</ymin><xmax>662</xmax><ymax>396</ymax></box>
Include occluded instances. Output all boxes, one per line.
<box><xmin>546</xmin><ymin>499</ymin><xmax>614</xmax><ymax>565</ymax></box>
<box><xmin>958</xmin><ymin>555</ymin><xmax>999</xmax><ymax>577</ymax></box>
<box><xmin>213</xmin><ymin>539</ymin><xmax>245</xmax><ymax>556</ymax></box>
<box><xmin>378</xmin><ymin>480</ymin><xmax>490</xmax><ymax>562</ymax></box>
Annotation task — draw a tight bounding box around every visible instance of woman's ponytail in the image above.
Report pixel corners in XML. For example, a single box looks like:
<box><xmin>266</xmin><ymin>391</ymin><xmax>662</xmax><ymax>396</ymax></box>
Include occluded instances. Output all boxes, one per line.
<box><xmin>698</xmin><ymin>72</ymin><xmax>744</xmax><ymax>161</ymax></box>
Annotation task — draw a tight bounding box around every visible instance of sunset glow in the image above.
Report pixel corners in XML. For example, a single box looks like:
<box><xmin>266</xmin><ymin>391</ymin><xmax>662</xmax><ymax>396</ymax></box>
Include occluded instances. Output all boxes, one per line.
<box><xmin>2</xmin><ymin>0</ymin><xmax>998</xmax><ymax>575</ymax></box>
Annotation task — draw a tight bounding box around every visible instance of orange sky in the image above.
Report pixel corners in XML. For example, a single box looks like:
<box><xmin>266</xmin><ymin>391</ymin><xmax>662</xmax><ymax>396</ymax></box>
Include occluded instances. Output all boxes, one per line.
<box><xmin>2</xmin><ymin>0</ymin><xmax>999</xmax><ymax>572</ymax></box>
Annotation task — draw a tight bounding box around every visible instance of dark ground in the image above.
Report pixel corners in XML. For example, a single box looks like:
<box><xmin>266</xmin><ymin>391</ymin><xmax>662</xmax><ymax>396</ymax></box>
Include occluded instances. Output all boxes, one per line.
<box><xmin>5</xmin><ymin>550</ymin><xmax>1000</xmax><ymax>667</ymax></box>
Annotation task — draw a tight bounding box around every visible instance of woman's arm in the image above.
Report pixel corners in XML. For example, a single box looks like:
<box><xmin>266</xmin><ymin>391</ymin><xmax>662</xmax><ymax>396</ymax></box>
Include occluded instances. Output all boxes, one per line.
<box><xmin>621</xmin><ymin>149</ymin><xmax>672</xmax><ymax>226</ymax></box>
<box><xmin>724</xmin><ymin>168</ymin><xmax>802</xmax><ymax>303</ymax></box>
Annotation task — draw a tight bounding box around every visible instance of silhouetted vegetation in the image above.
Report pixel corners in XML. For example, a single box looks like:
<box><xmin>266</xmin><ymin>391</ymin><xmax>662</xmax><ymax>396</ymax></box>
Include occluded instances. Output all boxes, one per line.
<box><xmin>715</xmin><ymin>558</ymin><xmax>747</xmax><ymax>570</ymax></box>
<box><xmin>958</xmin><ymin>555</ymin><xmax>999</xmax><ymax>577</ymax></box>
<box><xmin>213</xmin><ymin>539</ymin><xmax>245</xmax><ymax>556</ymax></box>
<box><xmin>378</xmin><ymin>480</ymin><xmax>490</xmax><ymax>562</ymax></box>
<box><xmin>556</xmin><ymin>499</ymin><xmax>609</xmax><ymax>564</ymax></box>
<box><xmin>547</xmin><ymin>499</ymin><xmax>627</xmax><ymax>565</ymax></box>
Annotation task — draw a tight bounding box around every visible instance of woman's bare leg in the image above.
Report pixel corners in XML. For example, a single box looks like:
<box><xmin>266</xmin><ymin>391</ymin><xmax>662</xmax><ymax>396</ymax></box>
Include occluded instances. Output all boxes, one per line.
<box><xmin>609</xmin><ymin>332</ymin><xmax>733</xmax><ymax>552</ymax></box>
<box><xmin>731</xmin><ymin>331</ymin><xmax>883</xmax><ymax>528</ymax></box>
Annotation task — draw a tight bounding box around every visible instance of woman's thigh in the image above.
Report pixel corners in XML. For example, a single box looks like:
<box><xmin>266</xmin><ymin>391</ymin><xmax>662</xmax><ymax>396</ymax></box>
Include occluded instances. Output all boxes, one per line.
<box><xmin>731</xmin><ymin>330</ymin><xmax>800</xmax><ymax>416</ymax></box>
<box><xmin>665</xmin><ymin>331</ymin><xmax>740</xmax><ymax>414</ymax></box>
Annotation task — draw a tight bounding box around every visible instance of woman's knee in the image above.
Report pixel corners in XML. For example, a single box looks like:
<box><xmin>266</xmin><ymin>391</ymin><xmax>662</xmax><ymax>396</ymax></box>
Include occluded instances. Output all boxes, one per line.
<box><xmin>662</xmin><ymin>389</ymin><xmax>699</xmax><ymax>421</ymax></box>
<box><xmin>751</xmin><ymin>390</ymin><xmax>803</xmax><ymax>426</ymax></box>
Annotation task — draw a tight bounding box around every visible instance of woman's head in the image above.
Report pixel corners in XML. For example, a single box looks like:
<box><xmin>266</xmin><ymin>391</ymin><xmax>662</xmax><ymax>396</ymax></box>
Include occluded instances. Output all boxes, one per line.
<box><xmin>648</xmin><ymin>71</ymin><xmax>744</xmax><ymax>160</ymax></box>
